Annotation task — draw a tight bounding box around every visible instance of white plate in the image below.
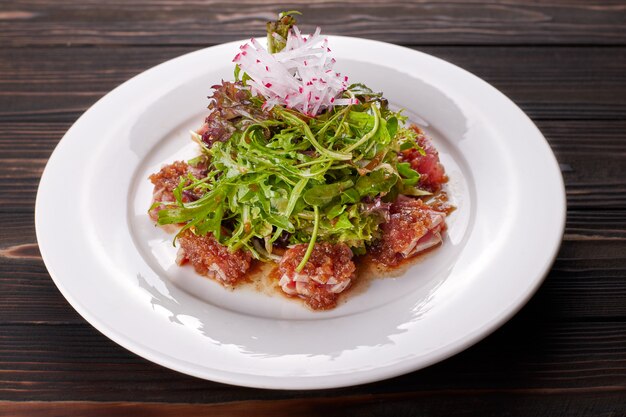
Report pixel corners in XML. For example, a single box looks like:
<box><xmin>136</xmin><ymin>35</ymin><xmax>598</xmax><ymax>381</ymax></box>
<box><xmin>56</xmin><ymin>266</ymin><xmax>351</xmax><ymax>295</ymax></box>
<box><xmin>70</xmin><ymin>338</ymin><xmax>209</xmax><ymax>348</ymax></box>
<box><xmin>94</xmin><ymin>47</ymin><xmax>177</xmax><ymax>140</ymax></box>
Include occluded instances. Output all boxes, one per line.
<box><xmin>35</xmin><ymin>37</ymin><xmax>565</xmax><ymax>389</ymax></box>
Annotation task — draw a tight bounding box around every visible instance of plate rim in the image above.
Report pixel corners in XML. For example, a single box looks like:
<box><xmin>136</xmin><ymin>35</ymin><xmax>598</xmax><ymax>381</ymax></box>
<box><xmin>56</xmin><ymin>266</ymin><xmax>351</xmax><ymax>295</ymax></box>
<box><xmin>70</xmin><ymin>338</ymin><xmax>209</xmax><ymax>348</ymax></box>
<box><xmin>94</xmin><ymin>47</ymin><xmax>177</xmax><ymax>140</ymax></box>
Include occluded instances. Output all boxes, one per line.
<box><xmin>35</xmin><ymin>36</ymin><xmax>566</xmax><ymax>389</ymax></box>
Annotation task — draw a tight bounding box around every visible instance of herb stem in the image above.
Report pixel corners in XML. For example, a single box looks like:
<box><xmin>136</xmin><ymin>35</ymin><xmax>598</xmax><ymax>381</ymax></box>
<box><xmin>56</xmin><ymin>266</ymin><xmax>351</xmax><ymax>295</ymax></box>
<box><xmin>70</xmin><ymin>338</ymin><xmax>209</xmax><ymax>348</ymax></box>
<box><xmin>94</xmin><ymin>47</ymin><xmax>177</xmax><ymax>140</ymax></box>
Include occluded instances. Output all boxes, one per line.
<box><xmin>285</xmin><ymin>178</ymin><xmax>308</xmax><ymax>217</ymax></box>
<box><xmin>316</xmin><ymin>106</ymin><xmax>349</xmax><ymax>139</ymax></box>
<box><xmin>296</xmin><ymin>205</ymin><xmax>319</xmax><ymax>272</ymax></box>
<box><xmin>342</xmin><ymin>103</ymin><xmax>380</xmax><ymax>153</ymax></box>
<box><xmin>294</xmin><ymin>158</ymin><xmax>329</xmax><ymax>168</ymax></box>
<box><xmin>277</xmin><ymin>109</ymin><xmax>352</xmax><ymax>161</ymax></box>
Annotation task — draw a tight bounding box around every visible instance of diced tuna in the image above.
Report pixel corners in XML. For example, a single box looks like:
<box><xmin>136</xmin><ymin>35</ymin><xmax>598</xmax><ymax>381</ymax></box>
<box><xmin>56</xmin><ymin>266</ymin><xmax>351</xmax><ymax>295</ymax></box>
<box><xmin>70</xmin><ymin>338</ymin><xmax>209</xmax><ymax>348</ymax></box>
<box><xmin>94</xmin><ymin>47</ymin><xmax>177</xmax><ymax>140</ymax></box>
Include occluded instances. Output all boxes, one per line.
<box><xmin>371</xmin><ymin>196</ymin><xmax>446</xmax><ymax>266</ymax></box>
<box><xmin>149</xmin><ymin>160</ymin><xmax>207</xmax><ymax>221</ymax></box>
<box><xmin>278</xmin><ymin>243</ymin><xmax>356</xmax><ymax>310</ymax></box>
<box><xmin>176</xmin><ymin>229</ymin><xmax>252</xmax><ymax>287</ymax></box>
<box><xmin>399</xmin><ymin>126</ymin><xmax>447</xmax><ymax>192</ymax></box>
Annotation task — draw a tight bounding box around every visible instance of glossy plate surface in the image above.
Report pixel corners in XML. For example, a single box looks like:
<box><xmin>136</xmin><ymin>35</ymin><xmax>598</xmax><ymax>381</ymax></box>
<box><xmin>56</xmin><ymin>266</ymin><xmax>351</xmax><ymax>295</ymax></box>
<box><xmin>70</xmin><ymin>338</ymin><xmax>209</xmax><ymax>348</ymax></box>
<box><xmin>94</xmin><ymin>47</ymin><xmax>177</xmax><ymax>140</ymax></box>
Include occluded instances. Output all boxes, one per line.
<box><xmin>35</xmin><ymin>37</ymin><xmax>565</xmax><ymax>389</ymax></box>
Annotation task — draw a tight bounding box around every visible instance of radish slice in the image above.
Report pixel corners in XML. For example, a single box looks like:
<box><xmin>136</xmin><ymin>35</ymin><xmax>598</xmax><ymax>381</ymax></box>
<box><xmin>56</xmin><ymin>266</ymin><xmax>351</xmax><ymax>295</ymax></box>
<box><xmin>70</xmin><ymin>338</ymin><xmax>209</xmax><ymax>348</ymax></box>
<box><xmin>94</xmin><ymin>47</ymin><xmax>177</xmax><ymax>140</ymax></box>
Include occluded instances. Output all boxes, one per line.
<box><xmin>233</xmin><ymin>27</ymin><xmax>358</xmax><ymax>116</ymax></box>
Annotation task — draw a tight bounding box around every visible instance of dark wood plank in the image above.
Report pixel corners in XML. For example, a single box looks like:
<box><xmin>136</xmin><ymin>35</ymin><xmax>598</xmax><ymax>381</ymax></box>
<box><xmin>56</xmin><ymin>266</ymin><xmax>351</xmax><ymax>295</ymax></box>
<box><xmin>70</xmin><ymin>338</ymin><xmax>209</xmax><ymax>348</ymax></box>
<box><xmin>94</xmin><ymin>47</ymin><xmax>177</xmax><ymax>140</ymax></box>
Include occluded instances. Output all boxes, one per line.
<box><xmin>540</xmin><ymin>120</ymin><xmax>626</xmax><ymax>210</ymax></box>
<box><xmin>0</xmin><ymin>320</ymin><xmax>624</xmax><ymax>404</ymax></box>
<box><xmin>0</xmin><ymin>210</ymin><xmax>38</xmax><ymax>247</ymax></box>
<box><xmin>1</xmin><ymin>46</ymin><xmax>625</xmax><ymax>122</ymax></box>
<box><xmin>1</xmin><ymin>391</ymin><xmax>625</xmax><ymax>417</ymax></box>
<box><xmin>0</xmin><ymin>159</ymin><xmax>45</xmax><ymax>211</ymax></box>
<box><xmin>0</xmin><ymin>122</ymin><xmax>69</xmax><ymax>160</ymax></box>
<box><xmin>528</xmin><ymin>239</ymin><xmax>626</xmax><ymax>319</ymax></box>
<box><xmin>1</xmin><ymin>0</ymin><xmax>625</xmax><ymax>47</ymax></box>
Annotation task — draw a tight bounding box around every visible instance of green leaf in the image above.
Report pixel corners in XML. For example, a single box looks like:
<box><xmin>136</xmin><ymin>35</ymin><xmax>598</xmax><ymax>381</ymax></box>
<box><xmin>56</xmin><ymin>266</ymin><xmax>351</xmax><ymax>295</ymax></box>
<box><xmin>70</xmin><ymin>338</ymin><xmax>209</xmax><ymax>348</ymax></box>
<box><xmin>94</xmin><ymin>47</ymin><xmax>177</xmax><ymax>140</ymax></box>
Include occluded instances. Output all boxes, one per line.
<box><xmin>303</xmin><ymin>179</ymin><xmax>354</xmax><ymax>206</ymax></box>
<box><xmin>326</xmin><ymin>204</ymin><xmax>346</xmax><ymax>220</ymax></box>
<box><xmin>332</xmin><ymin>212</ymin><xmax>353</xmax><ymax>230</ymax></box>
<box><xmin>340</xmin><ymin>188</ymin><xmax>360</xmax><ymax>204</ymax></box>
<box><xmin>400</xmin><ymin>141</ymin><xmax>414</xmax><ymax>151</ymax></box>
<box><xmin>347</xmin><ymin>111</ymin><xmax>374</xmax><ymax>130</ymax></box>
<box><xmin>355</xmin><ymin>167</ymin><xmax>398</xmax><ymax>197</ymax></box>
<box><xmin>397</xmin><ymin>162</ymin><xmax>414</xmax><ymax>177</ymax></box>
<box><xmin>266</xmin><ymin>214</ymin><xmax>295</xmax><ymax>233</ymax></box>
<box><xmin>386</xmin><ymin>117</ymin><xmax>398</xmax><ymax>138</ymax></box>
<box><xmin>397</xmin><ymin>161</ymin><xmax>421</xmax><ymax>186</ymax></box>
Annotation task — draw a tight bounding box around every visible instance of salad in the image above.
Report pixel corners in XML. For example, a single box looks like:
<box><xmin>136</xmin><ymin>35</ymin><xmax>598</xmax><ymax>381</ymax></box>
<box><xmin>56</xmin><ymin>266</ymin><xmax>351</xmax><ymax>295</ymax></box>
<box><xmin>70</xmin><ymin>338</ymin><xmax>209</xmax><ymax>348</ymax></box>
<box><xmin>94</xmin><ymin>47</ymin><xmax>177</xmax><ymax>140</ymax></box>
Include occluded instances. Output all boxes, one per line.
<box><xmin>149</xmin><ymin>12</ymin><xmax>452</xmax><ymax>310</ymax></box>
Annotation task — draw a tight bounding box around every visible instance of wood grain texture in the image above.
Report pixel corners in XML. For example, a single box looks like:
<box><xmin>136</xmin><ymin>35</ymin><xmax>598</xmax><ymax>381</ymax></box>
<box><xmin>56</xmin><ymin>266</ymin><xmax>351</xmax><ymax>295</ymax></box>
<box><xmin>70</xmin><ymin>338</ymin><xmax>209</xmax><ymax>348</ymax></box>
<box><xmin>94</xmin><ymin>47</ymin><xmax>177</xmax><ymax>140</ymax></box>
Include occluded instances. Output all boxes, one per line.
<box><xmin>1</xmin><ymin>391</ymin><xmax>625</xmax><ymax>417</ymax></box>
<box><xmin>1</xmin><ymin>46</ymin><xmax>625</xmax><ymax>122</ymax></box>
<box><xmin>0</xmin><ymin>320</ymin><xmax>625</xmax><ymax>402</ymax></box>
<box><xmin>1</xmin><ymin>0</ymin><xmax>625</xmax><ymax>47</ymax></box>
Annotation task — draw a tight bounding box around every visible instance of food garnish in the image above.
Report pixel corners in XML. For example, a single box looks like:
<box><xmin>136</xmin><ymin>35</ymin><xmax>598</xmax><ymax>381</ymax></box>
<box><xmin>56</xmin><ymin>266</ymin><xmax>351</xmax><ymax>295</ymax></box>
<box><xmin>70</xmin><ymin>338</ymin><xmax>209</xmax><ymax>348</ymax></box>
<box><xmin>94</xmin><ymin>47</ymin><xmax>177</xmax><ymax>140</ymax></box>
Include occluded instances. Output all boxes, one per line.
<box><xmin>149</xmin><ymin>12</ymin><xmax>451</xmax><ymax>310</ymax></box>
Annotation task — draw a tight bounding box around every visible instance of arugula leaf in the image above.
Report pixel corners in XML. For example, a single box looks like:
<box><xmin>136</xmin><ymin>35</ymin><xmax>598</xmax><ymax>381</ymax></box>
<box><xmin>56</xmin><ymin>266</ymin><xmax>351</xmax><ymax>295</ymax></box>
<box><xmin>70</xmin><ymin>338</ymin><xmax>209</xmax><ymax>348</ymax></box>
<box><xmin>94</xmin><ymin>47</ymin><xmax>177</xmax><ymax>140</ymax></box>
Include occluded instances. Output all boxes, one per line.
<box><xmin>355</xmin><ymin>167</ymin><xmax>398</xmax><ymax>197</ymax></box>
<box><xmin>303</xmin><ymin>179</ymin><xmax>354</xmax><ymax>206</ymax></box>
<box><xmin>326</xmin><ymin>204</ymin><xmax>346</xmax><ymax>220</ymax></box>
<box><xmin>397</xmin><ymin>162</ymin><xmax>420</xmax><ymax>186</ymax></box>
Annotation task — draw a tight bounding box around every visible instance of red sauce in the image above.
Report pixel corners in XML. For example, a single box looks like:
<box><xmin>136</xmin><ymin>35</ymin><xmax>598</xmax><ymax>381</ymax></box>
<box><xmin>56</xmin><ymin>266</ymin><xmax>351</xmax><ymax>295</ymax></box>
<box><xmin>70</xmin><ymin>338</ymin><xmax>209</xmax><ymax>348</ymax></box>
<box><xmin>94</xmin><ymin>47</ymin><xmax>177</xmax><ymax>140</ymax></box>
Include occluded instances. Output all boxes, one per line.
<box><xmin>426</xmin><ymin>190</ymin><xmax>455</xmax><ymax>215</ymax></box>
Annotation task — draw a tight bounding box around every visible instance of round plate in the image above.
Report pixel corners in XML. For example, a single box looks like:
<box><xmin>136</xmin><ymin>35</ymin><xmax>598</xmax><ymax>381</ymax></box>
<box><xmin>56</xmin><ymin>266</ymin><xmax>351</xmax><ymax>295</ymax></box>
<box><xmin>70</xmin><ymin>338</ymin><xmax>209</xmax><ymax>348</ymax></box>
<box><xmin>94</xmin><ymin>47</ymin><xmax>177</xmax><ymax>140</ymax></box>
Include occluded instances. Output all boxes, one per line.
<box><xmin>35</xmin><ymin>36</ymin><xmax>565</xmax><ymax>389</ymax></box>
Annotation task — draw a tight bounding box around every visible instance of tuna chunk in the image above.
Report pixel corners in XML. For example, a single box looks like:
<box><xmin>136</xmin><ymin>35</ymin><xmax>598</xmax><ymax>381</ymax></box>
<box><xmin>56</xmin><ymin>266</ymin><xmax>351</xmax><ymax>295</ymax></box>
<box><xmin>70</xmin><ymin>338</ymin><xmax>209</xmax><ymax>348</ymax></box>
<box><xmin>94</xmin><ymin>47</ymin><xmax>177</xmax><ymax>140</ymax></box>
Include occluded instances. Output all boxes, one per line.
<box><xmin>278</xmin><ymin>243</ymin><xmax>356</xmax><ymax>310</ymax></box>
<box><xmin>149</xmin><ymin>160</ymin><xmax>207</xmax><ymax>221</ymax></box>
<box><xmin>399</xmin><ymin>126</ymin><xmax>447</xmax><ymax>192</ymax></box>
<box><xmin>372</xmin><ymin>196</ymin><xmax>446</xmax><ymax>266</ymax></box>
<box><xmin>176</xmin><ymin>229</ymin><xmax>252</xmax><ymax>286</ymax></box>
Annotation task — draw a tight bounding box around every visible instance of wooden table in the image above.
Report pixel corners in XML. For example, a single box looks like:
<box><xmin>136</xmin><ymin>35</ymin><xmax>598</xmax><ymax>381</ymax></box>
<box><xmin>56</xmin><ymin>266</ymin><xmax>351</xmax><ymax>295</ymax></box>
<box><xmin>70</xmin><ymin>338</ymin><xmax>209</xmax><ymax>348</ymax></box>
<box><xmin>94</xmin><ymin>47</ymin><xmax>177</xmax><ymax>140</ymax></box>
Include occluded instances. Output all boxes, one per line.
<box><xmin>2</xmin><ymin>1</ymin><xmax>625</xmax><ymax>415</ymax></box>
